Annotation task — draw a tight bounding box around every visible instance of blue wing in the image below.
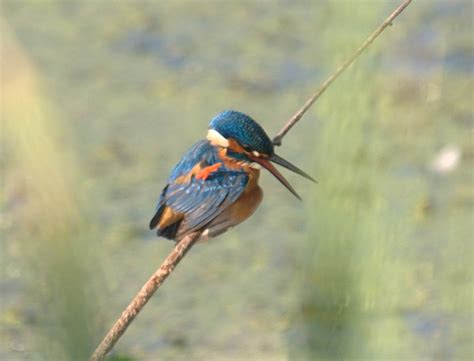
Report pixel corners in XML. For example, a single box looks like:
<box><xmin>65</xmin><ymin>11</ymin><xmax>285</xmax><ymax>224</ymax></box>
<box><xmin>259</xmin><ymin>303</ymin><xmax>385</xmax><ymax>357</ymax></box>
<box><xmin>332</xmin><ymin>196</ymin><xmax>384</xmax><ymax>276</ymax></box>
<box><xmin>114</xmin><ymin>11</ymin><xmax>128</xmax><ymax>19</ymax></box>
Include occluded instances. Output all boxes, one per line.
<box><xmin>168</xmin><ymin>140</ymin><xmax>219</xmax><ymax>182</ymax></box>
<box><xmin>150</xmin><ymin>140</ymin><xmax>248</xmax><ymax>241</ymax></box>
<box><xmin>164</xmin><ymin>171</ymin><xmax>248</xmax><ymax>239</ymax></box>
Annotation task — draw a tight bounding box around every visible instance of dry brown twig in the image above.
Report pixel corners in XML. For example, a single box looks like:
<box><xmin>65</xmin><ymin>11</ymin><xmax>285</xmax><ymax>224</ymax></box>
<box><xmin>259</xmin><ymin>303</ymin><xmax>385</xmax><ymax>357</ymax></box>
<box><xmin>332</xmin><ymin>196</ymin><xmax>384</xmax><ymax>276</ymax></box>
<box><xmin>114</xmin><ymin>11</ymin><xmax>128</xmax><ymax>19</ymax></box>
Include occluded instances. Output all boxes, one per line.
<box><xmin>89</xmin><ymin>232</ymin><xmax>201</xmax><ymax>361</ymax></box>
<box><xmin>89</xmin><ymin>1</ymin><xmax>412</xmax><ymax>360</ymax></box>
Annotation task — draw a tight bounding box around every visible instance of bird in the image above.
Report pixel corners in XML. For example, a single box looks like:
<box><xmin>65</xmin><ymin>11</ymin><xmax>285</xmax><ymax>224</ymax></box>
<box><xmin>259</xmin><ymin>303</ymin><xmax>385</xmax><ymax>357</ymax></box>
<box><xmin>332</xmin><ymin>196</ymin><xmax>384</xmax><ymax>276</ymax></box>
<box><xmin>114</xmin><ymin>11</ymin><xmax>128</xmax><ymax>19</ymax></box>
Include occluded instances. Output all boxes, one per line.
<box><xmin>149</xmin><ymin>110</ymin><xmax>316</xmax><ymax>243</ymax></box>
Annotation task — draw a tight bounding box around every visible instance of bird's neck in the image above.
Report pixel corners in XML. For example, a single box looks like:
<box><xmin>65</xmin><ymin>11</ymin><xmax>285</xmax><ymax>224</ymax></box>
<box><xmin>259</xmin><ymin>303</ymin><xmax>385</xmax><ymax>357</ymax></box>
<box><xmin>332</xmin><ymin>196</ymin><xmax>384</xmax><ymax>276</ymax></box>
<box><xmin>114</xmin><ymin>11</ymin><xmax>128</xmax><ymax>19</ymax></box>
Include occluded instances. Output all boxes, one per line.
<box><xmin>215</xmin><ymin>147</ymin><xmax>261</xmax><ymax>191</ymax></box>
<box><xmin>216</xmin><ymin>148</ymin><xmax>259</xmax><ymax>174</ymax></box>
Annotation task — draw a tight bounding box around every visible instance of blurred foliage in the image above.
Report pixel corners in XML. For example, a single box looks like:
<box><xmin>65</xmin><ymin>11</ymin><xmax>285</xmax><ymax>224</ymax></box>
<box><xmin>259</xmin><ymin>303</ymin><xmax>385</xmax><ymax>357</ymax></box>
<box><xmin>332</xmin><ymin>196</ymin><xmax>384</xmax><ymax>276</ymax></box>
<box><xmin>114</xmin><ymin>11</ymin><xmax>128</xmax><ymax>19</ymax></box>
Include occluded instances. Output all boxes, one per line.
<box><xmin>288</xmin><ymin>3</ymin><xmax>412</xmax><ymax>360</ymax></box>
<box><xmin>1</xmin><ymin>1</ymin><xmax>472</xmax><ymax>361</ymax></box>
<box><xmin>1</xmin><ymin>22</ymin><xmax>105</xmax><ymax>360</ymax></box>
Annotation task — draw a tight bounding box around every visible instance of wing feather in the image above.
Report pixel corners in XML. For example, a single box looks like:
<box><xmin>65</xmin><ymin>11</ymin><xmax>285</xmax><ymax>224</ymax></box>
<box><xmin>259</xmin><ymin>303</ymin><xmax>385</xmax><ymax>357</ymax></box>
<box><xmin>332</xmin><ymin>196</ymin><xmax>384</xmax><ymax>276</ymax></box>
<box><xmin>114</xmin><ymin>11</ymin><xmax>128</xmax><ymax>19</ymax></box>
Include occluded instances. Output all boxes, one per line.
<box><xmin>164</xmin><ymin>171</ymin><xmax>248</xmax><ymax>239</ymax></box>
<box><xmin>150</xmin><ymin>140</ymin><xmax>248</xmax><ymax>241</ymax></box>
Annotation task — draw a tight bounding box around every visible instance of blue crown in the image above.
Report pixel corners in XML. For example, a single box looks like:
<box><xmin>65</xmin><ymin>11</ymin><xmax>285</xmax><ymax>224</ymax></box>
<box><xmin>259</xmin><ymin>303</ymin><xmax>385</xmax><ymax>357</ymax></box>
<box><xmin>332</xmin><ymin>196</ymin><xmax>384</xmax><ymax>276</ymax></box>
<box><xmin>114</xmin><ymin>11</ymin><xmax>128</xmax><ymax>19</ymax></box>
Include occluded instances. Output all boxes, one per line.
<box><xmin>209</xmin><ymin>110</ymin><xmax>274</xmax><ymax>155</ymax></box>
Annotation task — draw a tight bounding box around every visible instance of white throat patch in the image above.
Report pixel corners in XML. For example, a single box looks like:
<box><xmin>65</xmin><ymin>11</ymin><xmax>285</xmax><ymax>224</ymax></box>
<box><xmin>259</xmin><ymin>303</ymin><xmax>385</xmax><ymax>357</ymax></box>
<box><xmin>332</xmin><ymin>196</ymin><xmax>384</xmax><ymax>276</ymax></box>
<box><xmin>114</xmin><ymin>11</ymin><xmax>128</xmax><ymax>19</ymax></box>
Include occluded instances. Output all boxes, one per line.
<box><xmin>207</xmin><ymin>129</ymin><xmax>230</xmax><ymax>147</ymax></box>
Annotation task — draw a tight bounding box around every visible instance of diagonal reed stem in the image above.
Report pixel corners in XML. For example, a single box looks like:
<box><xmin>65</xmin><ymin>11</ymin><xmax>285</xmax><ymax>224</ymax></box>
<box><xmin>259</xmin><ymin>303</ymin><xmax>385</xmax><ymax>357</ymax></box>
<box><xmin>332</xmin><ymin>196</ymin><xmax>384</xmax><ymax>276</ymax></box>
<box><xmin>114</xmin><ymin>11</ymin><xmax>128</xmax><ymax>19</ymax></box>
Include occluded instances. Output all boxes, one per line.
<box><xmin>272</xmin><ymin>0</ymin><xmax>412</xmax><ymax>146</ymax></box>
<box><xmin>89</xmin><ymin>232</ymin><xmax>201</xmax><ymax>361</ymax></box>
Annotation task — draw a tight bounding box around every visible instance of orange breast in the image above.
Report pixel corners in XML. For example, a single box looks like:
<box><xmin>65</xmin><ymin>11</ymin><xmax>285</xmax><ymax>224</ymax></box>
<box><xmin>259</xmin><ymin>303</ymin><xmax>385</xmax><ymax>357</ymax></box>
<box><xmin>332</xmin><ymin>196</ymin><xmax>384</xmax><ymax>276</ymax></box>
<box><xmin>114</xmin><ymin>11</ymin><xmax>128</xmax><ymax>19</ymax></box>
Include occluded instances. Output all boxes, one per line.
<box><xmin>222</xmin><ymin>167</ymin><xmax>263</xmax><ymax>224</ymax></box>
<box><xmin>215</xmin><ymin>148</ymin><xmax>263</xmax><ymax>222</ymax></box>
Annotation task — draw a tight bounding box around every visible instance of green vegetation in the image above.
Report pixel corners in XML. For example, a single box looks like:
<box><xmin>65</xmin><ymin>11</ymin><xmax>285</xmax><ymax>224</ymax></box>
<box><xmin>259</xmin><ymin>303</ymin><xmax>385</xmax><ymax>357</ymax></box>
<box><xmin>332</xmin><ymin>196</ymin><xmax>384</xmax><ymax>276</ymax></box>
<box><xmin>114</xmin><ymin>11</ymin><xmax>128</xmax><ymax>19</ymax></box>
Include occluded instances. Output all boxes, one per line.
<box><xmin>289</xmin><ymin>3</ymin><xmax>412</xmax><ymax>360</ymax></box>
<box><xmin>1</xmin><ymin>1</ymin><xmax>472</xmax><ymax>360</ymax></box>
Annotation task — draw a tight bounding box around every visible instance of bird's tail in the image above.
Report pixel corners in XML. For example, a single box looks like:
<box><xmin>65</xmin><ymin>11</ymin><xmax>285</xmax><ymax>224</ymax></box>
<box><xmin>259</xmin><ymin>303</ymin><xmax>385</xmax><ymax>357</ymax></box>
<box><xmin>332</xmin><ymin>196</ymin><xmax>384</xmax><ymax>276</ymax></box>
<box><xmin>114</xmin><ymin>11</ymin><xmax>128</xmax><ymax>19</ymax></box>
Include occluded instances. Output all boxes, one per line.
<box><xmin>149</xmin><ymin>204</ymin><xmax>183</xmax><ymax>241</ymax></box>
<box><xmin>149</xmin><ymin>204</ymin><xmax>165</xmax><ymax>230</ymax></box>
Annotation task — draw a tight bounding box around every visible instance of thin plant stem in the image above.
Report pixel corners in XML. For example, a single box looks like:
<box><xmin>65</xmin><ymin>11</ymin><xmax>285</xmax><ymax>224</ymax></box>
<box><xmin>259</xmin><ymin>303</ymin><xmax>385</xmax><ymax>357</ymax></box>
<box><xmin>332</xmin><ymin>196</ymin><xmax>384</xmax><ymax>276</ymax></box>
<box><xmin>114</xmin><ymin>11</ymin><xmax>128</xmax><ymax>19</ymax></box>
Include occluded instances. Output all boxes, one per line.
<box><xmin>272</xmin><ymin>0</ymin><xmax>412</xmax><ymax>146</ymax></box>
<box><xmin>89</xmin><ymin>232</ymin><xmax>201</xmax><ymax>361</ymax></box>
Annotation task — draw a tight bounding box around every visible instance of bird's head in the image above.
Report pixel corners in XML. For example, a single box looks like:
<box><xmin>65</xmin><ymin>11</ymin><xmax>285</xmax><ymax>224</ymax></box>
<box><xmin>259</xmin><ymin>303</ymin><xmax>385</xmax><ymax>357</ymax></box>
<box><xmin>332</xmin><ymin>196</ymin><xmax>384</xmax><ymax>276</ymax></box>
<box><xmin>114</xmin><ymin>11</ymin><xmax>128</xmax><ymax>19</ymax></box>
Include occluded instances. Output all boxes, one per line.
<box><xmin>207</xmin><ymin>110</ymin><xmax>316</xmax><ymax>199</ymax></box>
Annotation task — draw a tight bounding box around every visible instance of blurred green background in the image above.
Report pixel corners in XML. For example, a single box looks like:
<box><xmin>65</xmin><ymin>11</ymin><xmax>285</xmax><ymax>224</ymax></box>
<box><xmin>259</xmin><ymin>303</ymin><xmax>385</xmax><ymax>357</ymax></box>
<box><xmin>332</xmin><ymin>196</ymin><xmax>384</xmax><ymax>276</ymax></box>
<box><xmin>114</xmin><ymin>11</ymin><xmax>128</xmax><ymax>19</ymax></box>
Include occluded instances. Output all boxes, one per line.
<box><xmin>1</xmin><ymin>1</ymin><xmax>472</xmax><ymax>360</ymax></box>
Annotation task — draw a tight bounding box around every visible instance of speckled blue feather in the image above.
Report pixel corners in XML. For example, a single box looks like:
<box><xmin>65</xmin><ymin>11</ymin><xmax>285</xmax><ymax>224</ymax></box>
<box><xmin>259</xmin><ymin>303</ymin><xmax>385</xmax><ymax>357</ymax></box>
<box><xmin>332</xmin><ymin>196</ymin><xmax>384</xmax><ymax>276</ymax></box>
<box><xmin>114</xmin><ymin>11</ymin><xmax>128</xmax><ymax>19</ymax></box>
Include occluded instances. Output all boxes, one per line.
<box><xmin>209</xmin><ymin>110</ymin><xmax>274</xmax><ymax>155</ymax></box>
<box><xmin>168</xmin><ymin>140</ymin><xmax>220</xmax><ymax>181</ymax></box>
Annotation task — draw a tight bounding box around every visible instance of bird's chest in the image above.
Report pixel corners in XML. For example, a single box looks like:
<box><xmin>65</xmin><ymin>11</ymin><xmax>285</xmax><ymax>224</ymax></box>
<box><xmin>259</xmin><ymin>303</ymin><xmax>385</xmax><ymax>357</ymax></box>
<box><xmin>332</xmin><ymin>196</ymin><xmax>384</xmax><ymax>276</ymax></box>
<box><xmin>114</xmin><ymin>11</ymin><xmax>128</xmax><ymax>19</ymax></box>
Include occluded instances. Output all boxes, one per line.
<box><xmin>226</xmin><ymin>169</ymin><xmax>263</xmax><ymax>226</ymax></box>
<box><xmin>243</xmin><ymin>167</ymin><xmax>261</xmax><ymax>193</ymax></box>
<box><xmin>222</xmin><ymin>163</ymin><xmax>263</xmax><ymax>221</ymax></box>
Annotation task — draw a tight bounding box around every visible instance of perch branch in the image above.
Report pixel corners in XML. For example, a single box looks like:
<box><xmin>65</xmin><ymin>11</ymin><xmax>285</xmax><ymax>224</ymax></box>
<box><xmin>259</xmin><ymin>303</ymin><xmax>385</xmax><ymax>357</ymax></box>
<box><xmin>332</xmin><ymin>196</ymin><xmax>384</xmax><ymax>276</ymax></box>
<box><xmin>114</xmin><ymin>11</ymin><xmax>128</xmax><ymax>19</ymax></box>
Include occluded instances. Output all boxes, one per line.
<box><xmin>272</xmin><ymin>0</ymin><xmax>412</xmax><ymax>146</ymax></box>
<box><xmin>89</xmin><ymin>232</ymin><xmax>201</xmax><ymax>361</ymax></box>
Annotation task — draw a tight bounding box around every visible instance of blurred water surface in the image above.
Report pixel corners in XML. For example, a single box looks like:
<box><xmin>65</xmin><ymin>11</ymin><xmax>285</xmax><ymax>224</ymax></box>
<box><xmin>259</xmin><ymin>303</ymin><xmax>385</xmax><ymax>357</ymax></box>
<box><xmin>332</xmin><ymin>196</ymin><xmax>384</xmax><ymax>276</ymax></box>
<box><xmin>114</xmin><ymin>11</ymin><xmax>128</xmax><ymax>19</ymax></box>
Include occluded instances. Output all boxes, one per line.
<box><xmin>1</xmin><ymin>1</ymin><xmax>472</xmax><ymax>360</ymax></box>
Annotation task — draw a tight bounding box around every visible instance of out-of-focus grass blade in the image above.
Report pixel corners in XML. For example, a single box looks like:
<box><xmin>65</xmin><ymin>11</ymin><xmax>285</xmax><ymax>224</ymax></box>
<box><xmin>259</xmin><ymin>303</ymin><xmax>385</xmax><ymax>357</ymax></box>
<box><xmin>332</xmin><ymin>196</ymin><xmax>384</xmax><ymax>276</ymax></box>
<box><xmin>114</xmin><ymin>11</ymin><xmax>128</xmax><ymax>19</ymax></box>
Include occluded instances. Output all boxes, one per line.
<box><xmin>1</xmin><ymin>22</ymin><xmax>107</xmax><ymax>361</ymax></box>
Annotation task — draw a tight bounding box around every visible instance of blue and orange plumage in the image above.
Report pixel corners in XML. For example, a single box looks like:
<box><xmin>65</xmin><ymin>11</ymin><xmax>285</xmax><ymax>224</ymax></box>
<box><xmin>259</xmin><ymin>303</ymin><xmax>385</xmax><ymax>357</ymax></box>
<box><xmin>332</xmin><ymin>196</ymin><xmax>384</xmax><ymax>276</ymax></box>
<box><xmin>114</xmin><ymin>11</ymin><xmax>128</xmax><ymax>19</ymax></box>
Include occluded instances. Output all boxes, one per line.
<box><xmin>150</xmin><ymin>110</ymin><xmax>315</xmax><ymax>242</ymax></box>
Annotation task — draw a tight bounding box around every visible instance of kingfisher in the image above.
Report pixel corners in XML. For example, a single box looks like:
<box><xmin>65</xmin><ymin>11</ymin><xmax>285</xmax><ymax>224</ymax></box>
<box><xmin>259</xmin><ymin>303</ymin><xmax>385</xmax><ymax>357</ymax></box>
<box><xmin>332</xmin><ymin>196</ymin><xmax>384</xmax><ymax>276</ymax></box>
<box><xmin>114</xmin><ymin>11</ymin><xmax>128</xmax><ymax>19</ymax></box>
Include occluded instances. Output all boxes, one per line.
<box><xmin>149</xmin><ymin>110</ymin><xmax>316</xmax><ymax>242</ymax></box>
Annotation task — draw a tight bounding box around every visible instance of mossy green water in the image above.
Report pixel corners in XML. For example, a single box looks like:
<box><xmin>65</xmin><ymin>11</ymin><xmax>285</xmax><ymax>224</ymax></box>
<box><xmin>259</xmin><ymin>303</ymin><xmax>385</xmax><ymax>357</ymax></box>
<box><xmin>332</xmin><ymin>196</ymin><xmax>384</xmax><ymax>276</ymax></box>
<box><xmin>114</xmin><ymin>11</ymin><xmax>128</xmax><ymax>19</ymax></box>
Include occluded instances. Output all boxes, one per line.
<box><xmin>1</xmin><ymin>1</ymin><xmax>472</xmax><ymax>360</ymax></box>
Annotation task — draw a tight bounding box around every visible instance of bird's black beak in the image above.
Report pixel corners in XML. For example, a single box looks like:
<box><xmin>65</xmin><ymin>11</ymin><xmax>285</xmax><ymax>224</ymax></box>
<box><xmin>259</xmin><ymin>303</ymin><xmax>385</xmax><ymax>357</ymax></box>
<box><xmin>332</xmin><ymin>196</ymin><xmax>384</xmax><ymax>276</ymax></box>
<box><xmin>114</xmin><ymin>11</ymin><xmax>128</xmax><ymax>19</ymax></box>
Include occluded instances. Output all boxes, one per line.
<box><xmin>270</xmin><ymin>154</ymin><xmax>317</xmax><ymax>183</ymax></box>
<box><xmin>249</xmin><ymin>153</ymin><xmax>316</xmax><ymax>200</ymax></box>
